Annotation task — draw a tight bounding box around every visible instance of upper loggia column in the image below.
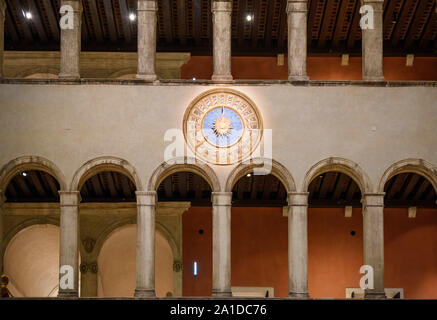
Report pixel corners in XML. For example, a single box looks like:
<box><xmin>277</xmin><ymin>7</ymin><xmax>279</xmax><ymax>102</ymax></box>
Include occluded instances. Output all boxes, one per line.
<box><xmin>362</xmin><ymin>193</ymin><xmax>386</xmax><ymax>299</ymax></box>
<box><xmin>287</xmin><ymin>0</ymin><xmax>309</xmax><ymax>81</ymax></box>
<box><xmin>360</xmin><ymin>0</ymin><xmax>384</xmax><ymax>81</ymax></box>
<box><xmin>211</xmin><ymin>0</ymin><xmax>233</xmax><ymax>82</ymax></box>
<box><xmin>211</xmin><ymin>192</ymin><xmax>232</xmax><ymax>297</ymax></box>
<box><xmin>0</xmin><ymin>0</ymin><xmax>5</xmax><ymax>79</ymax></box>
<box><xmin>134</xmin><ymin>191</ymin><xmax>156</xmax><ymax>297</ymax></box>
<box><xmin>58</xmin><ymin>191</ymin><xmax>81</xmax><ymax>297</ymax></box>
<box><xmin>136</xmin><ymin>0</ymin><xmax>158</xmax><ymax>81</ymax></box>
<box><xmin>287</xmin><ymin>192</ymin><xmax>309</xmax><ymax>298</ymax></box>
<box><xmin>59</xmin><ymin>0</ymin><xmax>82</xmax><ymax>79</ymax></box>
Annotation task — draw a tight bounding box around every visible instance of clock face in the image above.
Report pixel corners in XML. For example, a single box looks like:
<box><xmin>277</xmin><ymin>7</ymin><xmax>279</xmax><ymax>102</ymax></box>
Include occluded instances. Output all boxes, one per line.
<box><xmin>183</xmin><ymin>89</ymin><xmax>263</xmax><ymax>165</ymax></box>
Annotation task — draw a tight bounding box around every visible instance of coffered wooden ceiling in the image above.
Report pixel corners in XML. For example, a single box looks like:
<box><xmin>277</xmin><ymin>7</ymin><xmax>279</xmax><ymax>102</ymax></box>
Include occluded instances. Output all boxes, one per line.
<box><xmin>4</xmin><ymin>0</ymin><xmax>437</xmax><ymax>55</ymax></box>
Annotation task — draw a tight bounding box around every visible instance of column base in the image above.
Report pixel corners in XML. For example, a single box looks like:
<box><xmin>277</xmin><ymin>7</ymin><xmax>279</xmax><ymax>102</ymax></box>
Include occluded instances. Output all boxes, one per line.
<box><xmin>211</xmin><ymin>74</ymin><xmax>234</xmax><ymax>82</ymax></box>
<box><xmin>134</xmin><ymin>288</ymin><xmax>156</xmax><ymax>298</ymax></box>
<box><xmin>212</xmin><ymin>290</ymin><xmax>232</xmax><ymax>297</ymax></box>
<box><xmin>289</xmin><ymin>75</ymin><xmax>309</xmax><ymax>82</ymax></box>
<box><xmin>58</xmin><ymin>73</ymin><xmax>80</xmax><ymax>80</ymax></box>
<box><xmin>58</xmin><ymin>290</ymin><xmax>79</xmax><ymax>298</ymax></box>
<box><xmin>136</xmin><ymin>74</ymin><xmax>158</xmax><ymax>82</ymax></box>
<box><xmin>288</xmin><ymin>292</ymin><xmax>310</xmax><ymax>299</ymax></box>
<box><xmin>362</xmin><ymin>76</ymin><xmax>385</xmax><ymax>82</ymax></box>
<box><xmin>364</xmin><ymin>291</ymin><xmax>386</xmax><ymax>299</ymax></box>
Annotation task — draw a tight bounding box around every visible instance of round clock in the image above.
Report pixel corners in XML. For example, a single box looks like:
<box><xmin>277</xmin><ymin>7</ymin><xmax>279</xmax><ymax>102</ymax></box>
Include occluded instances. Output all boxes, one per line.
<box><xmin>183</xmin><ymin>88</ymin><xmax>263</xmax><ymax>165</ymax></box>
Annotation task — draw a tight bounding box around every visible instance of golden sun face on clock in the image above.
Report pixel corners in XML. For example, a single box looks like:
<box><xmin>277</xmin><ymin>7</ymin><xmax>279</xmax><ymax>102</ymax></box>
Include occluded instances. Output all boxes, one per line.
<box><xmin>183</xmin><ymin>89</ymin><xmax>263</xmax><ymax>165</ymax></box>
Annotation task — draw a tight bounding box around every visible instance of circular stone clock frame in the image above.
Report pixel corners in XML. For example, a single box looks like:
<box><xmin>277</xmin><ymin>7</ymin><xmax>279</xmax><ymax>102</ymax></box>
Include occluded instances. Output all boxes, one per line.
<box><xmin>183</xmin><ymin>88</ymin><xmax>263</xmax><ymax>165</ymax></box>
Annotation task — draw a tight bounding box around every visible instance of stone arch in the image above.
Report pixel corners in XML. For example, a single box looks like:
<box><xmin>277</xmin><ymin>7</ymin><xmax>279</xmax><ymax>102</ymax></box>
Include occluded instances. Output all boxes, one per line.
<box><xmin>378</xmin><ymin>159</ymin><xmax>437</xmax><ymax>194</ymax></box>
<box><xmin>148</xmin><ymin>157</ymin><xmax>220</xmax><ymax>192</ymax></box>
<box><xmin>70</xmin><ymin>156</ymin><xmax>143</xmax><ymax>192</ymax></box>
<box><xmin>225</xmin><ymin>158</ymin><xmax>297</xmax><ymax>193</ymax></box>
<box><xmin>0</xmin><ymin>156</ymin><xmax>67</xmax><ymax>193</ymax></box>
<box><xmin>302</xmin><ymin>157</ymin><xmax>372</xmax><ymax>194</ymax></box>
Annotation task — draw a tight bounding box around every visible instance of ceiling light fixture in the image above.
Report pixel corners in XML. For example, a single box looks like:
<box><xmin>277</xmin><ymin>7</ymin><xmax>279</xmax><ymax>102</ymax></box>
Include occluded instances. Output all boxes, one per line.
<box><xmin>246</xmin><ymin>14</ymin><xmax>253</xmax><ymax>22</ymax></box>
<box><xmin>25</xmin><ymin>12</ymin><xmax>32</xmax><ymax>20</ymax></box>
<box><xmin>129</xmin><ymin>13</ymin><xmax>136</xmax><ymax>21</ymax></box>
<box><xmin>22</xmin><ymin>172</ymin><xmax>27</xmax><ymax>177</ymax></box>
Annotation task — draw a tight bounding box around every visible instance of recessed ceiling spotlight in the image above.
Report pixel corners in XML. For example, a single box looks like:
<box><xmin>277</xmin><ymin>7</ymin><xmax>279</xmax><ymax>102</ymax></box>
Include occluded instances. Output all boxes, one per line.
<box><xmin>21</xmin><ymin>172</ymin><xmax>27</xmax><ymax>177</ymax></box>
<box><xmin>246</xmin><ymin>14</ymin><xmax>253</xmax><ymax>22</ymax></box>
<box><xmin>24</xmin><ymin>12</ymin><xmax>32</xmax><ymax>20</ymax></box>
<box><xmin>247</xmin><ymin>173</ymin><xmax>252</xmax><ymax>177</ymax></box>
<box><xmin>129</xmin><ymin>13</ymin><xmax>136</xmax><ymax>21</ymax></box>
<box><xmin>192</xmin><ymin>77</ymin><xmax>196</xmax><ymax>81</ymax></box>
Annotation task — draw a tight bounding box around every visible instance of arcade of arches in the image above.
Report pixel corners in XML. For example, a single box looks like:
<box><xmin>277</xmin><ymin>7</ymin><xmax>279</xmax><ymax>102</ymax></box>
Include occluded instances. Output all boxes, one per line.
<box><xmin>1</xmin><ymin>159</ymin><xmax>436</xmax><ymax>299</ymax></box>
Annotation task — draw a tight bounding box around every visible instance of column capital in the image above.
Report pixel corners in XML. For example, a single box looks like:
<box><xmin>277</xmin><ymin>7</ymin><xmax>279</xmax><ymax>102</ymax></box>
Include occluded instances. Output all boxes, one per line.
<box><xmin>211</xmin><ymin>192</ymin><xmax>233</xmax><ymax>206</ymax></box>
<box><xmin>59</xmin><ymin>191</ymin><xmax>81</xmax><ymax>206</ymax></box>
<box><xmin>287</xmin><ymin>192</ymin><xmax>309</xmax><ymax>207</ymax></box>
<box><xmin>360</xmin><ymin>0</ymin><xmax>384</xmax><ymax>4</ymax></box>
<box><xmin>137</xmin><ymin>0</ymin><xmax>158</xmax><ymax>12</ymax></box>
<box><xmin>286</xmin><ymin>0</ymin><xmax>308</xmax><ymax>13</ymax></box>
<box><xmin>136</xmin><ymin>191</ymin><xmax>157</xmax><ymax>206</ymax></box>
<box><xmin>61</xmin><ymin>0</ymin><xmax>82</xmax><ymax>11</ymax></box>
<box><xmin>361</xmin><ymin>193</ymin><xmax>385</xmax><ymax>207</ymax></box>
<box><xmin>212</xmin><ymin>0</ymin><xmax>233</xmax><ymax>13</ymax></box>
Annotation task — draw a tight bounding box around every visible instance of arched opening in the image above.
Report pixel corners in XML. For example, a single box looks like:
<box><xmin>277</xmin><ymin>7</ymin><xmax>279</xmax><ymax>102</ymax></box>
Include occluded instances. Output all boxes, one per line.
<box><xmin>4</xmin><ymin>224</ymin><xmax>59</xmax><ymax>297</ymax></box>
<box><xmin>231</xmin><ymin>172</ymin><xmax>288</xmax><ymax>297</ymax></box>
<box><xmin>2</xmin><ymin>168</ymin><xmax>66</xmax><ymax>297</ymax></box>
<box><xmin>307</xmin><ymin>171</ymin><xmax>364</xmax><ymax>298</ymax></box>
<box><xmin>79</xmin><ymin>170</ymin><xmax>137</xmax><ymax>297</ymax></box>
<box><xmin>383</xmin><ymin>172</ymin><xmax>437</xmax><ymax>298</ymax></box>
<box><xmin>97</xmin><ymin>225</ymin><xmax>174</xmax><ymax>297</ymax></box>
<box><xmin>157</xmin><ymin>171</ymin><xmax>212</xmax><ymax>297</ymax></box>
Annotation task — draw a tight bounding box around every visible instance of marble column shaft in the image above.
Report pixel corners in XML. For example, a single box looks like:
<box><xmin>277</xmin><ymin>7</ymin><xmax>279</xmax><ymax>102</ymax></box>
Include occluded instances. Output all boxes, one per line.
<box><xmin>211</xmin><ymin>192</ymin><xmax>232</xmax><ymax>296</ymax></box>
<box><xmin>287</xmin><ymin>0</ymin><xmax>309</xmax><ymax>81</ymax></box>
<box><xmin>136</xmin><ymin>0</ymin><xmax>158</xmax><ymax>81</ymax></box>
<box><xmin>287</xmin><ymin>192</ymin><xmax>309</xmax><ymax>298</ymax></box>
<box><xmin>211</xmin><ymin>1</ymin><xmax>233</xmax><ymax>81</ymax></box>
<box><xmin>58</xmin><ymin>191</ymin><xmax>81</xmax><ymax>297</ymax></box>
<box><xmin>134</xmin><ymin>191</ymin><xmax>156</xmax><ymax>297</ymax></box>
<box><xmin>362</xmin><ymin>193</ymin><xmax>386</xmax><ymax>298</ymax></box>
<box><xmin>59</xmin><ymin>0</ymin><xmax>82</xmax><ymax>79</ymax></box>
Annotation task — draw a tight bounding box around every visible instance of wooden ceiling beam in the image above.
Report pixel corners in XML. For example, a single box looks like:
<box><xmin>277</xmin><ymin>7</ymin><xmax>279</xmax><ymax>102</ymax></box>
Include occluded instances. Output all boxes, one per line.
<box><xmin>103</xmin><ymin>0</ymin><xmax>118</xmax><ymax>43</ymax></box>
<box><xmin>4</xmin><ymin>6</ymin><xmax>19</xmax><ymax>42</ymax></box>
<box><xmin>238</xmin><ymin>0</ymin><xmax>248</xmax><ymax>47</ymax></box>
<box><xmin>318</xmin><ymin>0</ymin><xmax>340</xmax><ymax>48</ymax></box>
<box><xmin>387</xmin><ymin>173</ymin><xmax>409</xmax><ymax>199</ymax></box>
<box><xmin>332</xmin><ymin>0</ymin><xmax>356</xmax><ymax>48</ymax></box>
<box><xmin>119</xmin><ymin>0</ymin><xmax>133</xmax><ymax>43</ymax></box>
<box><xmin>251</xmin><ymin>0</ymin><xmax>261</xmax><ymax>48</ymax></box>
<box><xmin>391</xmin><ymin>0</ymin><xmax>418</xmax><ymax>47</ymax></box>
<box><xmin>263</xmin><ymin>0</ymin><xmax>274</xmax><ymax>48</ymax></box>
<box><xmin>162</xmin><ymin>0</ymin><xmax>173</xmax><ymax>43</ymax></box>
<box><xmin>86</xmin><ymin>0</ymin><xmax>104</xmax><ymax>43</ymax></box>
<box><xmin>419</xmin><ymin>2</ymin><xmax>437</xmax><ymax>48</ymax></box>
<box><xmin>8</xmin><ymin>0</ymin><xmax>33</xmax><ymax>42</ymax></box>
<box><xmin>277</xmin><ymin>0</ymin><xmax>288</xmax><ymax>50</ymax></box>
<box><xmin>25</xmin><ymin>0</ymin><xmax>48</xmax><ymax>42</ymax></box>
<box><xmin>193</xmin><ymin>0</ymin><xmax>201</xmax><ymax>44</ymax></box>
<box><xmin>177</xmin><ymin>0</ymin><xmax>187</xmax><ymax>45</ymax></box>
<box><xmin>41</xmin><ymin>0</ymin><xmax>60</xmax><ymax>42</ymax></box>
<box><xmin>346</xmin><ymin>0</ymin><xmax>361</xmax><ymax>49</ymax></box>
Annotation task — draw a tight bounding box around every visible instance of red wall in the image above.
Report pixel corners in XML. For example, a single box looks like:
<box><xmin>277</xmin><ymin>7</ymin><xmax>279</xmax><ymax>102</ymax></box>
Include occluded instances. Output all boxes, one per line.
<box><xmin>182</xmin><ymin>206</ymin><xmax>437</xmax><ymax>298</ymax></box>
<box><xmin>181</xmin><ymin>56</ymin><xmax>437</xmax><ymax>81</ymax></box>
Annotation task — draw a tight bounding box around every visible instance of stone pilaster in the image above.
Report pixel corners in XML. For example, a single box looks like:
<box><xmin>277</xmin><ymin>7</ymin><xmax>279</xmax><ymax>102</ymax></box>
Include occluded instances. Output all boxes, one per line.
<box><xmin>362</xmin><ymin>193</ymin><xmax>386</xmax><ymax>299</ymax></box>
<box><xmin>287</xmin><ymin>0</ymin><xmax>309</xmax><ymax>81</ymax></box>
<box><xmin>0</xmin><ymin>0</ymin><xmax>5</xmax><ymax>79</ymax></box>
<box><xmin>134</xmin><ymin>191</ymin><xmax>156</xmax><ymax>297</ymax></box>
<box><xmin>59</xmin><ymin>0</ymin><xmax>82</xmax><ymax>79</ymax></box>
<box><xmin>58</xmin><ymin>191</ymin><xmax>81</xmax><ymax>297</ymax></box>
<box><xmin>136</xmin><ymin>0</ymin><xmax>158</xmax><ymax>81</ymax></box>
<box><xmin>211</xmin><ymin>1</ymin><xmax>233</xmax><ymax>82</ymax></box>
<box><xmin>360</xmin><ymin>0</ymin><xmax>384</xmax><ymax>81</ymax></box>
<box><xmin>211</xmin><ymin>192</ymin><xmax>232</xmax><ymax>297</ymax></box>
<box><xmin>287</xmin><ymin>192</ymin><xmax>309</xmax><ymax>298</ymax></box>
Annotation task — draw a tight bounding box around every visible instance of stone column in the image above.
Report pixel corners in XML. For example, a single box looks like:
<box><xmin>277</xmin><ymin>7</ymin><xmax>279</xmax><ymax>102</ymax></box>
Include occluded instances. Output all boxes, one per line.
<box><xmin>361</xmin><ymin>0</ymin><xmax>384</xmax><ymax>81</ymax></box>
<box><xmin>136</xmin><ymin>0</ymin><xmax>158</xmax><ymax>81</ymax></box>
<box><xmin>58</xmin><ymin>191</ymin><xmax>81</xmax><ymax>297</ymax></box>
<box><xmin>0</xmin><ymin>0</ymin><xmax>6</xmax><ymax>79</ymax></box>
<box><xmin>0</xmin><ymin>191</ymin><xmax>5</xmax><ymax>274</ymax></box>
<box><xmin>135</xmin><ymin>191</ymin><xmax>156</xmax><ymax>297</ymax></box>
<box><xmin>211</xmin><ymin>1</ymin><xmax>233</xmax><ymax>81</ymax></box>
<box><xmin>59</xmin><ymin>0</ymin><xmax>82</xmax><ymax>79</ymax></box>
<box><xmin>287</xmin><ymin>192</ymin><xmax>309</xmax><ymax>298</ymax></box>
<box><xmin>287</xmin><ymin>0</ymin><xmax>309</xmax><ymax>81</ymax></box>
<box><xmin>211</xmin><ymin>192</ymin><xmax>232</xmax><ymax>297</ymax></box>
<box><xmin>362</xmin><ymin>193</ymin><xmax>386</xmax><ymax>299</ymax></box>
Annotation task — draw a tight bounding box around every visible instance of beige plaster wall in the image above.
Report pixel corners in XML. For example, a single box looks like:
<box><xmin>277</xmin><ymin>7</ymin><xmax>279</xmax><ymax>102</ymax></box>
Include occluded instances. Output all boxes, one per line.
<box><xmin>0</xmin><ymin>83</ymin><xmax>436</xmax><ymax>193</ymax></box>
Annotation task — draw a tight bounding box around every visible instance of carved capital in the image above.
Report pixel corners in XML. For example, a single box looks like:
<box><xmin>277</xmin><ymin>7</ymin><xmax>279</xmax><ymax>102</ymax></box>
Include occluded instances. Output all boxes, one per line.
<box><xmin>173</xmin><ymin>261</ymin><xmax>183</xmax><ymax>272</ymax></box>
<box><xmin>80</xmin><ymin>261</ymin><xmax>98</xmax><ymax>274</ymax></box>
<box><xmin>82</xmin><ymin>237</ymin><xmax>96</xmax><ymax>253</ymax></box>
